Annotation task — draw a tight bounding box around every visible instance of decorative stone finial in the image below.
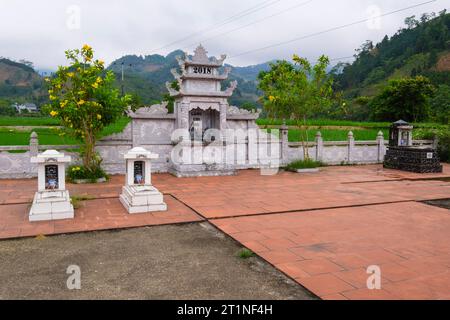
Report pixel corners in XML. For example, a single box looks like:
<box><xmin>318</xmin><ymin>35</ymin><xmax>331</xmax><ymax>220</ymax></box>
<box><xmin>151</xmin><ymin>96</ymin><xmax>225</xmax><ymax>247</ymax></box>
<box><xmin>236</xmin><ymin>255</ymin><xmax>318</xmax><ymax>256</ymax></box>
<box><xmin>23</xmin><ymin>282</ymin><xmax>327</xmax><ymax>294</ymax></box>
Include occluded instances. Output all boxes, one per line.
<box><xmin>377</xmin><ymin>131</ymin><xmax>384</xmax><ymax>138</ymax></box>
<box><xmin>315</xmin><ymin>131</ymin><xmax>322</xmax><ymax>138</ymax></box>
<box><xmin>30</xmin><ymin>131</ymin><xmax>38</xmax><ymax>139</ymax></box>
<box><xmin>192</xmin><ymin>44</ymin><xmax>209</xmax><ymax>63</ymax></box>
<box><xmin>348</xmin><ymin>131</ymin><xmax>354</xmax><ymax>138</ymax></box>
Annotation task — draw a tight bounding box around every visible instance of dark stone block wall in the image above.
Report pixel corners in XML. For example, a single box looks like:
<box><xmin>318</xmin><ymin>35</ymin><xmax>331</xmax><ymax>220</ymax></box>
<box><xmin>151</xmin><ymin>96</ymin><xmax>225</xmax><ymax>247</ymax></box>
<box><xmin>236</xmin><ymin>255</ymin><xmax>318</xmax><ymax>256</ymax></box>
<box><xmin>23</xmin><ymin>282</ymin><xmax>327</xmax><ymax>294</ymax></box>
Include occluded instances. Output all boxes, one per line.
<box><xmin>384</xmin><ymin>146</ymin><xmax>443</xmax><ymax>173</ymax></box>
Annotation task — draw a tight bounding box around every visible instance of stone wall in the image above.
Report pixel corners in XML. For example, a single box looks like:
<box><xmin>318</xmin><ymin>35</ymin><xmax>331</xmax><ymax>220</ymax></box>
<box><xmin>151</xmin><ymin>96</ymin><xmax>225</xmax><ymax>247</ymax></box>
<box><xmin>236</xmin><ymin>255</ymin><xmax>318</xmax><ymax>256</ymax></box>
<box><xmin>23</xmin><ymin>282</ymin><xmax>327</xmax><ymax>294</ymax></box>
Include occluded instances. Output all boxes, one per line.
<box><xmin>0</xmin><ymin>130</ymin><xmax>436</xmax><ymax>179</ymax></box>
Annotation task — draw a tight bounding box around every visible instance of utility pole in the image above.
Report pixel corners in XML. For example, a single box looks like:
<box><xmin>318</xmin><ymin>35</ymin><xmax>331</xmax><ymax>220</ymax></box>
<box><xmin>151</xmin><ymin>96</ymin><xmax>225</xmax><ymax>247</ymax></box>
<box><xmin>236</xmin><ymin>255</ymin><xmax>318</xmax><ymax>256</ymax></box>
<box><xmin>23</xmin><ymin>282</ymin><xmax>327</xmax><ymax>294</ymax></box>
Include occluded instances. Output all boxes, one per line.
<box><xmin>121</xmin><ymin>62</ymin><xmax>124</xmax><ymax>96</ymax></box>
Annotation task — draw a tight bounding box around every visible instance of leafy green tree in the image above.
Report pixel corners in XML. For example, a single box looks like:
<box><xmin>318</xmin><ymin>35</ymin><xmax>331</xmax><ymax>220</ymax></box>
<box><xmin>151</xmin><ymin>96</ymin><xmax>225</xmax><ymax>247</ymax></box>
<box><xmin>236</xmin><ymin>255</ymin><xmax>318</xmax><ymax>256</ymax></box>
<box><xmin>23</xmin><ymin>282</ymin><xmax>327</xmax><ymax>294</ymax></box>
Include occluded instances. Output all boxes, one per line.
<box><xmin>44</xmin><ymin>45</ymin><xmax>132</xmax><ymax>173</ymax></box>
<box><xmin>0</xmin><ymin>99</ymin><xmax>16</xmax><ymax>116</ymax></box>
<box><xmin>258</xmin><ymin>55</ymin><xmax>334</xmax><ymax>158</ymax></box>
<box><xmin>430</xmin><ymin>84</ymin><xmax>450</xmax><ymax>124</ymax></box>
<box><xmin>240</xmin><ymin>101</ymin><xmax>257</xmax><ymax>112</ymax></box>
<box><xmin>369</xmin><ymin>76</ymin><xmax>435</xmax><ymax>122</ymax></box>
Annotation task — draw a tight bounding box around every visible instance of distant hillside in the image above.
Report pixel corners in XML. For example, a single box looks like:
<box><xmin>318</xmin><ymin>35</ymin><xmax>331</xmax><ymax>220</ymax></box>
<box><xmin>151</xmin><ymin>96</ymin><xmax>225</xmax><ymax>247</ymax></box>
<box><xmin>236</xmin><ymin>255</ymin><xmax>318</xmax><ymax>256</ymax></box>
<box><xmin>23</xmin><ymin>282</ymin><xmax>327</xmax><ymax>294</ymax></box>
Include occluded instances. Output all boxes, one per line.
<box><xmin>0</xmin><ymin>58</ymin><xmax>46</xmax><ymax>104</ymax></box>
<box><xmin>333</xmin><ymin>11</ymin><xmax>450</xmax><ymax>98</ymax></box>
<box><xmin>108</xmin><ymin>51</ymin><xmax>270</xmax><ymax>106</ymax></box>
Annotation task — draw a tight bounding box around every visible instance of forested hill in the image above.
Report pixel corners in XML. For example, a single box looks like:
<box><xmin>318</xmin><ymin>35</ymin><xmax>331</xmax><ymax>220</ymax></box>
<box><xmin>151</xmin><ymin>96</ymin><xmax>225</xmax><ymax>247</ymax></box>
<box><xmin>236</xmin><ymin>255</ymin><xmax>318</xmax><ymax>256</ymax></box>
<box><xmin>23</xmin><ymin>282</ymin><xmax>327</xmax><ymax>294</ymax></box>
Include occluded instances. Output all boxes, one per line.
<box><xmin>107</xmin><ymin>51</ymin><xmax>269</xmax><ymax>106</ymax></box>
<box><xmin>333</xmin><ymin>10</ymin><xmax>450</xmax><ymax>98</ymax></box>
<box><xmin>0</xmin><ymin>58</ymin><xmax>46</xmax><ymax>104</ymax></box>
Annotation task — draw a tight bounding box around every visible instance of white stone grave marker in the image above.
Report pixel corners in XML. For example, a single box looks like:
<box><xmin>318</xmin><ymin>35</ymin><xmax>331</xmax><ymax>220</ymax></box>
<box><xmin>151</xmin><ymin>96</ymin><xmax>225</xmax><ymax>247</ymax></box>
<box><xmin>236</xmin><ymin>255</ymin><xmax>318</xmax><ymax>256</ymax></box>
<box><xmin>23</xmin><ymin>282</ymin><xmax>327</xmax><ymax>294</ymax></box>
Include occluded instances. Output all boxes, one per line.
<box><xmin>29</xmin><ymin>150</ymin><xmax>74</xmax><ymax>221</ymax></box>
<box><xmin>119</xmin><ymin>147</ymin><xmax>167</xmax><ymax>214</ymax></box>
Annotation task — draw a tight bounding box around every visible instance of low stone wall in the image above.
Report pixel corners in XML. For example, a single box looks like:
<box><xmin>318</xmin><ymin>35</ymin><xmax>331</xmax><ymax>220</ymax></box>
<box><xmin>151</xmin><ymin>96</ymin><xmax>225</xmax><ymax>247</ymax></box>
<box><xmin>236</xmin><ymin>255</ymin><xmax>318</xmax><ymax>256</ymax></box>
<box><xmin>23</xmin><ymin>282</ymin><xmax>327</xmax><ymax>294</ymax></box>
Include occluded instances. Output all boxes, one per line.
<box><xmin>0</xmin><ymin>130</ymin><xmax>436</xmax><ymax>179</ymax></box>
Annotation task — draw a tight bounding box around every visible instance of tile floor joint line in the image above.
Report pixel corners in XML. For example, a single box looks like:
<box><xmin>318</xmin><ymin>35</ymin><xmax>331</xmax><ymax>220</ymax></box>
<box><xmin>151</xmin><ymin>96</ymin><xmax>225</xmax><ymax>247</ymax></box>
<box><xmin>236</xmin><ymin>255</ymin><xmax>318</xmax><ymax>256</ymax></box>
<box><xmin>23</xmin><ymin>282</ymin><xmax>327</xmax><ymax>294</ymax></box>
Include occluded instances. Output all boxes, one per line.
<box><xmin>0</xmin><ymin>193</ymin><xmax>175</xmax><ymax>207</ymax></box>
<box><xmin>342</xmin><ymin>176</ymin><xmax>450</xmax><ymax>185</ymax></box>
<box><xmin>204</xmin><ymin>220</ymin><xmax>321</xmax><ymax>300</ymax></box>
<box><xmin>1</xmin><ymin>220</ymin><xmax>203</xmax><ymax>242</ymax></box>
<box><xmin>168</xmin><ymin>193</ymin><xmax>209</xmax><ymax>221</ymax></box>
<box><xmin>208</xmin><ymin>199</ymin><xmax>418</xmax><ymax>220</ymax></box>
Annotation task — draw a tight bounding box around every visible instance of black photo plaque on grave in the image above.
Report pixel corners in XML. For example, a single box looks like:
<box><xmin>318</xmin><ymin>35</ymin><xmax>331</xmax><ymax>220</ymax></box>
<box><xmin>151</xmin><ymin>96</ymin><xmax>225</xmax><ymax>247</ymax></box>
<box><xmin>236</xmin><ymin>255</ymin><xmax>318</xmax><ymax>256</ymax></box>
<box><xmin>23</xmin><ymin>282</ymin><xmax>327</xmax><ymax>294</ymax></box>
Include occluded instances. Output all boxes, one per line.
<box><xmin>134</xmin><ymin>161</ymin><xmax>145</xmax><ymax>184</ymax></box>
<box><xmin>45</xmin><ymin>164</ymin><xmax>59</xmax><ymax>190</ymax></box>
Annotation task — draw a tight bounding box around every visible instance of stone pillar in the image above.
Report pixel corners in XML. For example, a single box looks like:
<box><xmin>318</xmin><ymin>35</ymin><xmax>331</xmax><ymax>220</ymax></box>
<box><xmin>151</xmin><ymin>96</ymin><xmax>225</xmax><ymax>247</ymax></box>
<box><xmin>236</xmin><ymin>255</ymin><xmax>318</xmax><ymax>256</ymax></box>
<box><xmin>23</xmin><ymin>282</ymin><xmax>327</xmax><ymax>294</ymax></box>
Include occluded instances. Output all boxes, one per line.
<box><xmin>433</xmin><ymin>134</ymin><xmax>439</xmax><ymax>150</ymax></box>
<box><xmin>347</xmin><ymin>131</ymin><xmax>354</xmax><ymax>163</ymax></box>
<box><xmin>29</xmin><ymin>132</ymin><xmax>39</xmax><ymax>157</ymax></box>
<box><xmin>377</xmin><ymin>131</ymin><xmax>385</xmax><ymax>162</ymax></box>
<box><xmin>280</xmin><ymin>122</ymin><xmax>289</xmax><ymax>164</ymax></box>
<box><xmin>315</xmin><ymin>131</ymin><xmax>323</xmax><ymax>162</ymax></box>
<box><xmin>178</xmin><ymin>102</ymin><xmax>189</xmax><ymax>130</ymax></box>
<box><xmin>219</xmin><ymin>103</ymin><xmax>227</xmax><ymax>131</ymax></box>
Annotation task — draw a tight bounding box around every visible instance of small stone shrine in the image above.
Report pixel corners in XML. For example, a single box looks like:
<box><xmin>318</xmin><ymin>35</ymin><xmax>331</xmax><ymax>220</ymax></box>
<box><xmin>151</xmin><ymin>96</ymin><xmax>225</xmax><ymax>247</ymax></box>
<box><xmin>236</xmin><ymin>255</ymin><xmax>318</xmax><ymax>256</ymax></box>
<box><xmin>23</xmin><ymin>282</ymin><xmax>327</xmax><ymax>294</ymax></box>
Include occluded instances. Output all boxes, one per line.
<box><xmin>29</xmin><ymin>150</ymin><xmax>74</xmax><ymax>221</ymax></box>
<box><xmin>384</xmin><ymin>120</ymin><xmax>443</xmax><ymax>173</ymax></box>
<box><xmin>119</xmin><ymin>147</ymin><xmax>167</xmax><ymax>213</ymax></box>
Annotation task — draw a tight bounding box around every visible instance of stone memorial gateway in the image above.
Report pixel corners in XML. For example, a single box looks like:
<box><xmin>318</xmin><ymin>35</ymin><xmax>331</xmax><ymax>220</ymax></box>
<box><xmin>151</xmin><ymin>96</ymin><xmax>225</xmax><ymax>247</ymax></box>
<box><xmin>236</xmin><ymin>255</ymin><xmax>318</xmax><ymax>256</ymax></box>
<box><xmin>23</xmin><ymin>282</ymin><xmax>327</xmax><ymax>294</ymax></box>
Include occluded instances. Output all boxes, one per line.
<box><xmin>124</xmin><ymin>45</ymin><xmax>270</xmax><ymax>177</ymax></box>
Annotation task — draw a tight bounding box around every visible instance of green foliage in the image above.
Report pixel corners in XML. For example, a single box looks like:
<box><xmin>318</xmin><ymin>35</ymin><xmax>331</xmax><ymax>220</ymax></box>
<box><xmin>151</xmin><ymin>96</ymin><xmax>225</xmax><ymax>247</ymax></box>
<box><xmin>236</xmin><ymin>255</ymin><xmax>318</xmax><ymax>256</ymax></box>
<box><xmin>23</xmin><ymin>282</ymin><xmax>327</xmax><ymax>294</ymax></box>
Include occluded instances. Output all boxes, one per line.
<box><xmin>67</xmin><ymin>164</ymin><xmax>108</xmax><ymax>182</ymax></box>
<box><xmin>240</xmin><ymin>102</ymin><xmax>257</xmax><ymax>112</ymax></box>
<box><xmin>258</xmin><ymin>54</ymin><xmax>334</xmax><ymax>159</ymax></box>
<box><xmin>237</xmin><ymin>248</ymin><xmax>255</xmax><ymax>259</ymax></box>
<box><xmin>0</xmin><ymin>100</ymin><xmax>17</xmax><ymax>116</ymax></box>
<box><xmin>259</xmin><ymin>55</ymin><xmax>334</xmax><ymax>120</ymax></box>
<box><xmin>70</xmin><ymin>194</ymin><xmax>95</xmax><ymax>209</ymax></box>
<box><xmin>285</xmin><ymin>159</ymin><xmax>323</xmax><ymax>171</ymax></box>
<box><xmin>43</xmin><ymin>45</ymin><xmax>132</xmax><ymax>171</ymax></box>
<box><xmin>333</xmin><ymin>11</ymin><xmax>450</xmax><ymax>95</ymax></box>
<box><xmin>430</xmin><ymin>85</ymin><xmax>450</xmax><ymax>124</ymax></box>
<box><xmin>414</xmin><ymin>127</ymin><xmax>450</xmax><ymax>163</ymax></box>
<box><xmin>0</xmin><ymin>58</ymin><xmax>46</xmax><ymax>104</ymax></box>
<box><xmin>369</xmin><ymin>76</ymin><xmax>435</xmax><ymax>122</ymax></box>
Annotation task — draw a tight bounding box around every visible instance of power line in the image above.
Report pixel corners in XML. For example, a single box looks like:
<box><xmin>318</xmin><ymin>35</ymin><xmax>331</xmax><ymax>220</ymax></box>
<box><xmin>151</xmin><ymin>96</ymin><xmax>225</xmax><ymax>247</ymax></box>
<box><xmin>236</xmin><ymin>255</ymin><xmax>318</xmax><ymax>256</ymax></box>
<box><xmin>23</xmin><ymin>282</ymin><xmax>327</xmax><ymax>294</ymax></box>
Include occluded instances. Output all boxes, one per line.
<box><xmin>330</xmin><ymin>55</ymin><xmax>355</xmax><ymax>62</ymax></box>
<box><xmin>184</xmin><ymin>0</ymin><xmax>315</xmax><ymax>50</ymax></box>
<box><xmin>228</xmin><ymin>0</ymin><xmax>437</xmax><ymax>59</ymax></box>
<box><xmin>148</xmin><ymin>0</ymin><xmax>283</xmax><ymax>53</ymax></box>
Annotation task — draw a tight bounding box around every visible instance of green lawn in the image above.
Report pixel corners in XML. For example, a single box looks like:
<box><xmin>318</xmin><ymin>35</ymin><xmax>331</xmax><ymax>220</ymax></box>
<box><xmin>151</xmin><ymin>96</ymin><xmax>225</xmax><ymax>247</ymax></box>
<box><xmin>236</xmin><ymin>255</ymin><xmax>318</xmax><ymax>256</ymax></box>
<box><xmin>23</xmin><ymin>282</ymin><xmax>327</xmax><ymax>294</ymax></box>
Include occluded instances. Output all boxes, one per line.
<box><xmin>0</xmin><ymin>117</ymin><xmax>130</xmax><ymax>146</ymax></box>
<box><xmin>0</xmin><ymin>116</ymin><xmax>60</xmax><ymax>126</ymax></box>
<box><xmin>0</xmin><ymin>115</ymin><xmax>438</xmax><ymax>146</ymax></box>
<box><xmin>0</xmin><ymin>128</ymin><xmax>78</xmax><ymax>145</ymax></box>
<box><xmin>256</xmin><ymin>118</ymin><xmax>446</xmax><ymax>129</ymax></box>
<box><xmin>286</xmin><ymin>129</ymin><xmax>389</xmax><ymax>142</ymax></box>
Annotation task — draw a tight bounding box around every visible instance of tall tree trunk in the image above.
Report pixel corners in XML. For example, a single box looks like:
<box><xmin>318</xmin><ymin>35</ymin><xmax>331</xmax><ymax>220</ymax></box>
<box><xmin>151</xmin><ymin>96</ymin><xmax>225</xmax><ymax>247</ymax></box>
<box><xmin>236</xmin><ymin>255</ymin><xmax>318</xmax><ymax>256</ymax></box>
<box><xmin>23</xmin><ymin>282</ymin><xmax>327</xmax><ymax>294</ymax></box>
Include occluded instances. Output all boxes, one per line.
<box><xmin>298</xmin><ymin>118</ymin><xmax>310</xmax><ymax>160</ymax></box>
<box><xmin>82</xmin><ymin>121</ymin><xmax>96</xmax><ymax>171</ymax></box>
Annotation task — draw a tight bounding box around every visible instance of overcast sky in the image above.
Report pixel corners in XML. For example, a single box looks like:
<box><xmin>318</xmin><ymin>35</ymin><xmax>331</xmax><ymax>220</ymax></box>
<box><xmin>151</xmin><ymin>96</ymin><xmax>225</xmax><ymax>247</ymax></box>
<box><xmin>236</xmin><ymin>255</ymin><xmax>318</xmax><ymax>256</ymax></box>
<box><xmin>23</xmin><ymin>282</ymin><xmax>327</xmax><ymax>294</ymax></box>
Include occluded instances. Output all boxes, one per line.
<box><xmin>0</xmin><ymin>0</ymin><xmax>447</xmax><ymax>70</ymax></box>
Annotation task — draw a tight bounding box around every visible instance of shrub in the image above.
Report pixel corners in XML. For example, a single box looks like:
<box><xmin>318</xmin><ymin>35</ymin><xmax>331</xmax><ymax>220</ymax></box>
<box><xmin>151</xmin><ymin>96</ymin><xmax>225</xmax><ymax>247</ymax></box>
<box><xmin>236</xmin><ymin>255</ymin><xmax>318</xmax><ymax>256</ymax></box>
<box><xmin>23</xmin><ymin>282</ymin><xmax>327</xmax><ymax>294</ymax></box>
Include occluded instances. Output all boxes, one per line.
<box><xmin>67</xmin><ymin>165</ymin><xmax>108</xmax><ymax>182</ymax></box>
<box><xmin>414</xmin><ymin>127</ymin><xmax>450</xmax><ymax>163</ymax></box>
<box><xmin>285</xmin><ymin>159</ymin><xmax>323</xmax><ymax>171</ymax></box>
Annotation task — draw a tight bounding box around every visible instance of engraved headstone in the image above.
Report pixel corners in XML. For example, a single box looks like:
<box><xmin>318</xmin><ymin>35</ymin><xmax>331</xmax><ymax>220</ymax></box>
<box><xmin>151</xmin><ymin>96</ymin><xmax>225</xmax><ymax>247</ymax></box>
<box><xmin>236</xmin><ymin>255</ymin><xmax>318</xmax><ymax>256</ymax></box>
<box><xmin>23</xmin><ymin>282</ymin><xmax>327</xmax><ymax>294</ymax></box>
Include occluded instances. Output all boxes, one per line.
<box><xmin>120</xmin><ymin>147</ymin><xmax>167</xmax><ymax>214</ymax></box>
<box><xmin>29</xmin><ymin>150</ymin><xmax>74</xmax><ymax>221</ymax></box>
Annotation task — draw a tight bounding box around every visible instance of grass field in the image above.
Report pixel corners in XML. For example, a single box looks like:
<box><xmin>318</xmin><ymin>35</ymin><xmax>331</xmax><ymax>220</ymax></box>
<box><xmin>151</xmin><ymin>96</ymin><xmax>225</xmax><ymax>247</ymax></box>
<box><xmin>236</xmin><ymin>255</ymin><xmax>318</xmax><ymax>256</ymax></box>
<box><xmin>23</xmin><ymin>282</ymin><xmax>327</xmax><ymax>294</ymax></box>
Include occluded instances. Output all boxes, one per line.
<box><xmin>256</xmin><ymin>118</ymin><xmax>446</xmax><ymax>129</ymax></box>
<box><xmin>0</xmin><ymin>117</ymin><xmax>130</xmax><ymax>146</ymax></box>
<box><xmin>287</xmin><ymin>128</ymin><xmax>389</xmax><ymax>142</ymax></box>
<box><xmin>0</xmin><ymin>116</ymin><xmax>442</xmax><ymax>146</ymax></box>
<box><xmin>0</xmin><ymin>116</ymin><xmax>60</xmax><ymax>126</ymax></box>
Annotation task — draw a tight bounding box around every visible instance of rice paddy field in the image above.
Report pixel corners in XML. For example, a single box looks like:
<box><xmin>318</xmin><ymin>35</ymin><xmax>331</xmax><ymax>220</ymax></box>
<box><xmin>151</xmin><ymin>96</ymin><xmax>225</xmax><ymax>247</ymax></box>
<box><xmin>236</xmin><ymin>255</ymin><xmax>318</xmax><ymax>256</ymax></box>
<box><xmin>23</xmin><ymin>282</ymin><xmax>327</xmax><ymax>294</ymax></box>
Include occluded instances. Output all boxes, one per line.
<box><xmin>0</xmin><ymin>117</ymin><xmax>130</xmax><ymax>146</ymax></box>
<box><xmin>0</xmin><ymin>116</ymin><xmax>444</xmax><ymax>146</ymax></box>
<box><xmin>287</xmin><ymin>128</ymin><xmax>389</xmax><ymax>142</ymax></box>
